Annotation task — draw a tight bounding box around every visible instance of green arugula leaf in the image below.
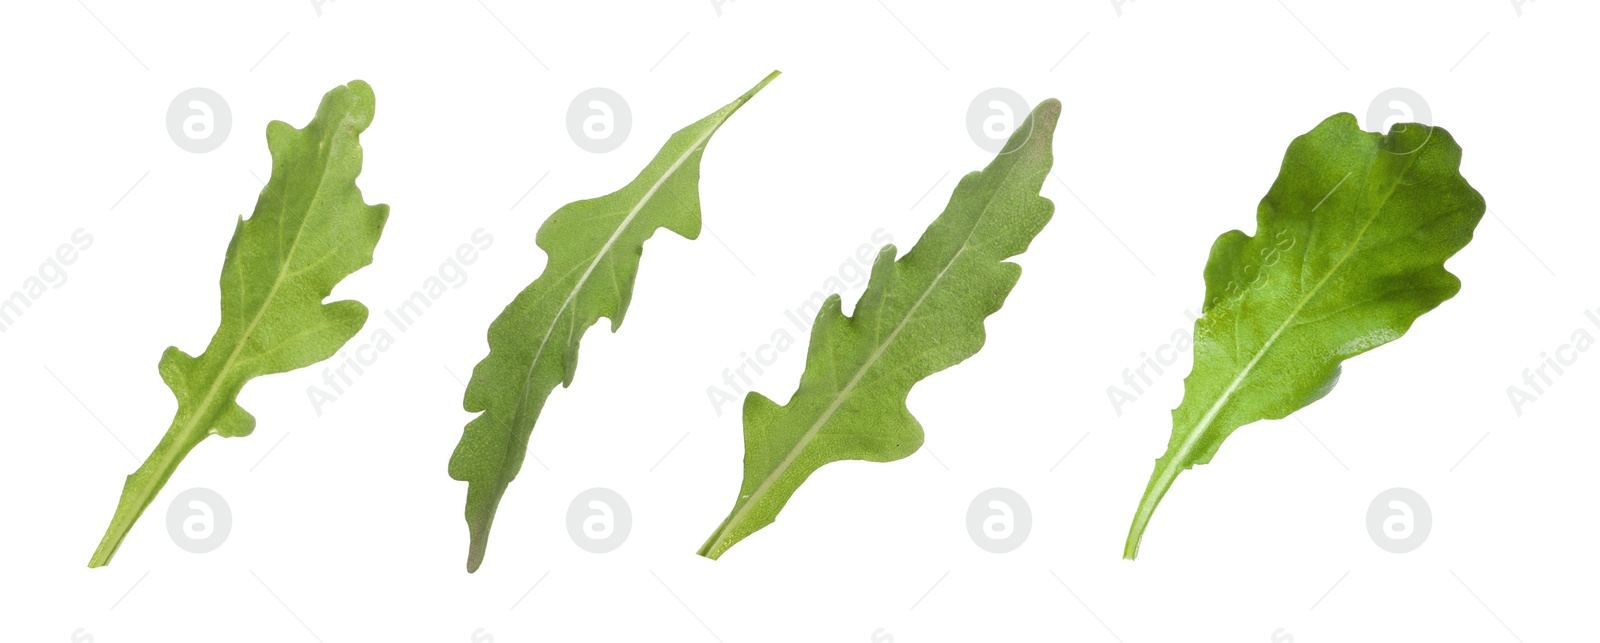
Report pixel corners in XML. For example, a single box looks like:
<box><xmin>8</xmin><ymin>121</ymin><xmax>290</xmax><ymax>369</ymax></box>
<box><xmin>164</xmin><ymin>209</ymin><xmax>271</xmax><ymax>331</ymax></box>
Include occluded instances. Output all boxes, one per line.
<box><xmin>449</xmin><ymin>71</ymin><xmax>779</xmax><ymax>572</ymax></box>
<box><xmin>88</xmin><ymin>81</ymin><xmax>390</xmax><ymax>567</ymax></box>
<box><xmin>1124</xmin><ymin>115</ymin><xmax>1485</xmax><ymax>559</ymax></box>
<box><xmin>697</xmin><ymin>99</ymin><xmax>1060</xmax><ymax>559</ymax></box>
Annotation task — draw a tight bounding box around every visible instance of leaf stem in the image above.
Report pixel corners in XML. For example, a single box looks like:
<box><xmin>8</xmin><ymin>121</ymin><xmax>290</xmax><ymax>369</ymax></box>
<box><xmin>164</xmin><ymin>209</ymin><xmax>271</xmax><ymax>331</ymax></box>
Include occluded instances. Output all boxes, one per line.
<box><xmin>88</xmin><ymin>418</ymin><xmax>204</xmax><ymax>567</ymax></box>
<box><xmin>1123</xmin><ymin>463</ymin><xmax>1181</xmax><ymax>560</ymax></box>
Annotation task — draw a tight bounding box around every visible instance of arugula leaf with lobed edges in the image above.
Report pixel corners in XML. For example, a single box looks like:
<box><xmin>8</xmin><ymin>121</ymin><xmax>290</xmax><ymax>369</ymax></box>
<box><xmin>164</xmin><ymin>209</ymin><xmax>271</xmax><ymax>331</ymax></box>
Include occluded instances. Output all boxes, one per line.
<box><xmin>89</xmin><ymin>81</ymin><xmax>390</xmax><ymax>567</ymax></box>
<box><xmin>697</xmin><ymin>99</ymin><xmax>1060</xmax><ymax>559</ymax></box>
<box><xmin>1123</xmin><ymin>115</ymin><xmax>1486</xmax><ymax>559</ymax></box>
<box><xmin>449</xmin><ymin>71</ymin><xmax>779</xmax><ymax>572</ymax></box>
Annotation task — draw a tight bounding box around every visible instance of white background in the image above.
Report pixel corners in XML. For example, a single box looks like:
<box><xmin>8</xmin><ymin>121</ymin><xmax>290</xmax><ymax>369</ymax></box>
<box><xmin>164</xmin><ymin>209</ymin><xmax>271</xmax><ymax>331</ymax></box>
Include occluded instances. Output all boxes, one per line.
<box><xmin>1</xmin><ymin>1</ymin><xmax>1593</xmax><ymax>641</ymax></box>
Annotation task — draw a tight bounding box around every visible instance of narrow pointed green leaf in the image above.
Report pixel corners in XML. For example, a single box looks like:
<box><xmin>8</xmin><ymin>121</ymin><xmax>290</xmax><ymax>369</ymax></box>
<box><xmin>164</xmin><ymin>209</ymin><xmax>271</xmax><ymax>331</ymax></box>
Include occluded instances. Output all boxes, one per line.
<box><xmin>449</xmin><ymin>71</ymin><xmax>779</xmax><ymax>572</ymax></box>
<box><xmin>697</xmin><ymin>99</ymin><xmax>1060</xmax><ymax>560</ymax></box>
<box><xmin>88</xmin><ymin>81</ymin><xmax>390</xmax><ymax>567</ymax></box>
<box><xmin>1124</xmin><ymin>115</ymin><xmax>1486</xmax><ymax>559</ymax></box>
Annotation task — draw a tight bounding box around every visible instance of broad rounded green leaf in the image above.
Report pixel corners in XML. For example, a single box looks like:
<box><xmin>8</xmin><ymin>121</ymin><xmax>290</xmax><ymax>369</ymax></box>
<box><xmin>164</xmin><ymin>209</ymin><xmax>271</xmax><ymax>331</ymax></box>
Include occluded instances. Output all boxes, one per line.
<box><xmin>698</xmin><ymin>99</ymin><xmax>1060</xmax><ymax>559</ymax></box>
<box><xmin>1124</xmin><ymin>114</ymin><xmax>1486</xmax><ymax>559</ymax></box>
<box><xmin>89</xmin><ymin>81</ymin><xmax>390</xmax><ymax>567</ymax></box>
<box><xmin>449</xmin><ymin>71</ymin><xmax>778</xmax><ymax>572</ymax></box>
